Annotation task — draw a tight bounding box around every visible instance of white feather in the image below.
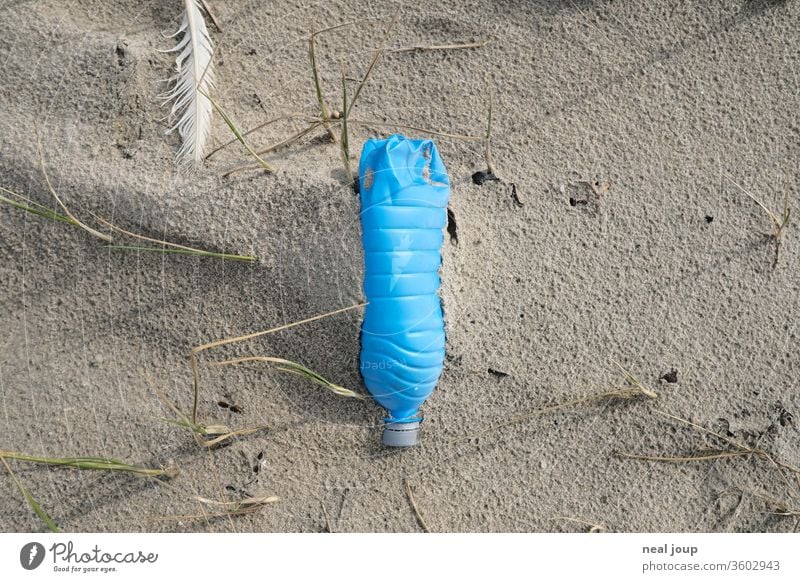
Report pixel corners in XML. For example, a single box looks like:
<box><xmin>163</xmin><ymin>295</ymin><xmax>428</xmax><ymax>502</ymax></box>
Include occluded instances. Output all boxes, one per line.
<box><xmin>163</xmin><ymin>0</ymin><xmax>215</xmax><ymax>164</ymax></box>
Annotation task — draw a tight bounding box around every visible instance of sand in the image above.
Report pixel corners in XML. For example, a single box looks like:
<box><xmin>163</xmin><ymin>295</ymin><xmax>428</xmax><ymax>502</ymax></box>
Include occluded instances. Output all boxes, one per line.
<box><xmin>0</xmin><ymin>0</ymin><xmax>798</xmax><ymax>533</ymax></box>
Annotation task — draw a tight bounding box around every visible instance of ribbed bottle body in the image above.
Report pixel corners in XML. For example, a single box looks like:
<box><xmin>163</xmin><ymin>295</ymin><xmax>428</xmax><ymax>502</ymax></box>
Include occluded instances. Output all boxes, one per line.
<box><xmin>358</xmin><ymin>135</ymin><xmax>450</xmax><ymax>422</ymax></box>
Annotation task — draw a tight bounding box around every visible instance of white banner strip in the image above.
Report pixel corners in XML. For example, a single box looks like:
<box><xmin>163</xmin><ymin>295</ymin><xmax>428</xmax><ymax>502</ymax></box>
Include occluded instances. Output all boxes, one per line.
<box><xmin>1</xmin><ymin>533</ymin><xmax>797</xmax><ymax>581</ymax></box>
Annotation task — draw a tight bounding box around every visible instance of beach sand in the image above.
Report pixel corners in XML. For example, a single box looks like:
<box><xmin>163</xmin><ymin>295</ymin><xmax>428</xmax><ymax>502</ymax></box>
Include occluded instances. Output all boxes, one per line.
<box><xmin>0</xmin><ymin>0</ymin><xmax>798</xmax><ymax>532</ymax></box>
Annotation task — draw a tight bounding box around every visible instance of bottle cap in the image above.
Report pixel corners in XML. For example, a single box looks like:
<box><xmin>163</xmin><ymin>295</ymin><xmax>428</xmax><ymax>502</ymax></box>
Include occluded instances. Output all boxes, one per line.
<box><xmin>382</xmin><ymin>420</ymin><xmax>420</xmax><ymax>447</ymax></box>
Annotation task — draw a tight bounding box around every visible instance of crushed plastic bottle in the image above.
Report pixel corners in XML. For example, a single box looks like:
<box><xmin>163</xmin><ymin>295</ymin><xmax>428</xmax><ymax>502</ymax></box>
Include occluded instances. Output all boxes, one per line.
<box><xmin>358</xmin><ymin>134</ymin><xmax>450</xmax><ymax>447</ymax></box>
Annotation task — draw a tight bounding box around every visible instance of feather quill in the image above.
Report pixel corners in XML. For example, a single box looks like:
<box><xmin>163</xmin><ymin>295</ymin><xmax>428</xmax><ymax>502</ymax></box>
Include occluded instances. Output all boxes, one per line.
<box><xmin>163</xmin><ymin>0</ymin><xmax>215</xmax><ymax>164</ymax></box>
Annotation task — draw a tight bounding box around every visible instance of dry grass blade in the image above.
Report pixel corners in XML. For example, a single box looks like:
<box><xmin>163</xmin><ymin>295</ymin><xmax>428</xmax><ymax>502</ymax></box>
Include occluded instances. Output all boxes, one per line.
<box><xmin>211</xmin><ymin>356</ymin><xmax>365</xmax><ymax>399</ymax></box>
<box><xmin>769</xmin><ymin>509</ymin><xmax>800</xmax><ymax>517</ymax></box>
<box><xmin>255</xmin><ymin>121</ymin><xmax>323</xmax><ymax>156</ymax></box>
<box><xmin>652</xmin><ymin>409</ymin><xmax>800</xmax><ymax>478</ymax></box>
<box><xmin>725</xmin><ymin>174</ymin><xmax>791</xmax><ymax>268</ymax></box>
<box><xmin>223</xmin><ymin>11</ymin><xmax>486</xmax><ymax>179</ymax></box>
<box><xmin>223</xmin><ymin>115</ymin><xmax>483</xmax><ymax>177</ymax></box>
<box><xmin>309</xmin><ymin>31</ymin><xmax>337</xmax><ymax>143</ymax></box>
<box><xmin>475</xmin><ymin>362</ymin><xmax>657</xmax><ymax>438</ymax></box>
<box><xmin>762</xmin><ymin>497</ymin><xmax>800</xmax><ymax>517</ymax></box>
<box><xmin>404</xmin><ymin>478</ymin><xmax>430</xmax><ymax>533</ymax></box>
<box><xmin>551</xmin><ymin>516</ymin><xmax>607</xmax><ymax>533</ymax></box>
<box><xmin>348</xmin><ymin>119</ymin><xmax>482</xmax><ymax>141</ymax></box>
<box><xmin>726</xmin><ymin>175</ymin><xmax>785</xmax><ymax>230</ymax></box>
<box><xmin>190</xmin><ymin>302</ymin><xmax>367</xmax><ymax>422</ymax></box>
<box><xmin>612</xmin><ymin>360</ymin><xmax>658</xmax><ymax>398</ymax></box>
<box><xmin>205</xmin><ymin>113</ymin><xmax>308</xmax><ymax>159</ymax></box>
<box><xmin>346</xmin><ymin>10</ymin><xmax>399</xmax><ymax>117</ymax></box>
<box><xmin>0</xmin><ymin>449</ymin><xmax>175</xmax><ymax>478</ymax></box>
<box><xmin>194</xmin><ymin>494</ymin><xmax>279</xmax><ymax>515</ymax></box>
<box><xmin>104</xmin><ymin>245</ymin><xmax>255</xmax><ymax>261</ymax></box>
<box><xmin>2</xmin><ymin>184</ymin><xmax>253</xmax><ymax>261</ymax></box>
<box><xmin>653</xmin><ymin>410</ymin><xmax>749</xmax><ymax>452</ymax></box>
<box><xmin>1</xmin><ymin>457</ymin><xmax>60</xmax><ymax>532</ymax></box>
<box><xmin>35</xmin><ymin>130</ymin><xmax>113</xmax><ymax>242</ymax></box>
<box><xmin>617</xmin><ymin>410</ymin><xmax>800</xmax><ymax>499</ymax></box>
<box><xmin>225</xmin><ymin>122</ymin><xmax>323</xmax><ymax>176</ymax></box>
<box><xmin>388</xmin><ymin>39</ymin><xmax>490</xmax><ymax>53</ymax></box>
<box><xmin>203</xmin><ymin>92</ymin><xmax>275</xmax><ymax>172</ymax></box>
<box><xmin>145</xmin><ymin>490</ymin><xmax>278</xmax><ymax>522</ymax></box>
<box><xmin>200</xmin><ymin>426</ymin><xmax>268</xmax><ymax>448</ymax></box>
<box><xmin>484</xmin><ymin>76</ymin><xmax>497</xmax><ymax>176</ymax></box>
<box><xmin>91</xmin><ymin>214</ymin><xmax>255</xmax><ymax>262</ymax></box>
<box><xmin>615</xmin><ymin>450</ymin><xmax>751</xmax><ymax>463</ymax></box>
<box><xmin>321</xmin><ymin>500</ymin><xmax>334</xmax><ymax>532</ymax></box>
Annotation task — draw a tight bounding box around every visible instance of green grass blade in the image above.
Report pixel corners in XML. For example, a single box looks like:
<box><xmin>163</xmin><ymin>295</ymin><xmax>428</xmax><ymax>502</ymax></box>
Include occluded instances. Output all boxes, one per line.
<box><xmin>212</xmin><ymin>355</ymin><xmax>366</xmax><ymax>399</ymax></box>
<box><xmin>0</xmin><ymin>187</ymin><xmax>76</xmax><ymax>225</ymax></box>
<box><xmin>0</xmin><ymin>450</ymin><xmax>173</xmax><ymax>478</ymax></box>
<box><xmin>203</xmin><ymin>93</ymin><xmax>275</xmax><ymax>172</ymax></box>
<box><xmin>339</xmin><ymin>65</ymin><xmax>353</xmax><ymax>186</ymax></box>
<box><xmin>309</xmin><ymin>35</ymin><xmax>329</xmax><ymax>120</ymax></box>
<box><xmin>1</xmin><ymin>457</ymin><xmax>60</xmax><ymax>532</ymax></box>
<box><xmin>21</xmin><ymin>485</ymin><xmax>61</xmax><ymax>533</ymax></box>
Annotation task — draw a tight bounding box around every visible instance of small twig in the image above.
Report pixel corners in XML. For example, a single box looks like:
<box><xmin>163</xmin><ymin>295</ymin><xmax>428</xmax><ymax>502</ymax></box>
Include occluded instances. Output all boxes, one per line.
<box><xmin>404</xmin><ymin>478</ymin><xmax>430</xmax><ymax>533</ymax></box>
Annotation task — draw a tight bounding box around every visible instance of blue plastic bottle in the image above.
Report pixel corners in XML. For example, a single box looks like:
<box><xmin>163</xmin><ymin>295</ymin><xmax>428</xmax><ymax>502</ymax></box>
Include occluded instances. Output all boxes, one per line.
<box><xmin>358</xmin><ymin>134</ymin><xmax>450</xmax><ymax>447</ymax></box>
